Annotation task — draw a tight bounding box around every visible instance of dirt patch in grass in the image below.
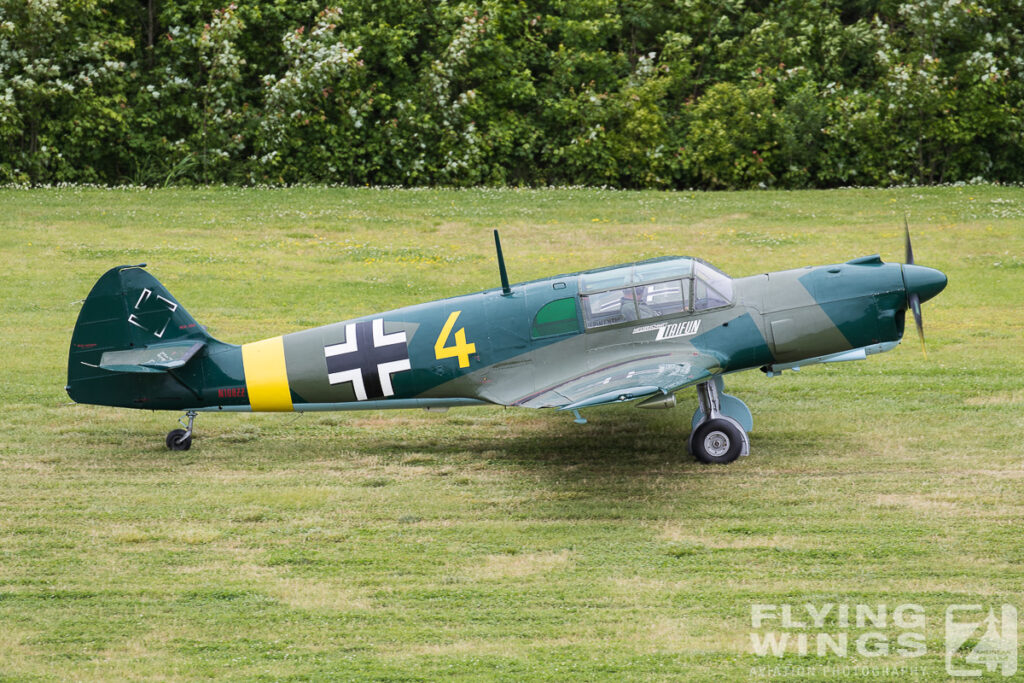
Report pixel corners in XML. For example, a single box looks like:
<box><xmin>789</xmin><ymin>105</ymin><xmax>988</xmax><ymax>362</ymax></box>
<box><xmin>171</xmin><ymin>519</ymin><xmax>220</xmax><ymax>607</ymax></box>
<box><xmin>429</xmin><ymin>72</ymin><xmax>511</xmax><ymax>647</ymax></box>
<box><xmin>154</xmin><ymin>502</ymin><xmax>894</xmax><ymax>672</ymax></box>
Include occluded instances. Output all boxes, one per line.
<box><xmin>468</xmin><ymin>550</ymin><xmax>573</xmax><ymax>580</ymax></box>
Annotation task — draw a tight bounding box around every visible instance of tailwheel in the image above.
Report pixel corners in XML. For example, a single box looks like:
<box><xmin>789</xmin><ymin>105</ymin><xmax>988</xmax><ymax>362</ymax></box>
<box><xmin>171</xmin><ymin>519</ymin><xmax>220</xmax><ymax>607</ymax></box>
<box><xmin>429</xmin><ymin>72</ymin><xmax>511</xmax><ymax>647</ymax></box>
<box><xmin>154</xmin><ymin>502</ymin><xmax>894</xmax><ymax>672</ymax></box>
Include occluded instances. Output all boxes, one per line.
<box><xmin>691</xmin><ymin>418</ymin><xmax>742</xmax><ymax>464</ymax></box>
<box><xmin>166</xmin><ymin>410</ymin><xmax>197</xmax><ymax>451</ymax></box>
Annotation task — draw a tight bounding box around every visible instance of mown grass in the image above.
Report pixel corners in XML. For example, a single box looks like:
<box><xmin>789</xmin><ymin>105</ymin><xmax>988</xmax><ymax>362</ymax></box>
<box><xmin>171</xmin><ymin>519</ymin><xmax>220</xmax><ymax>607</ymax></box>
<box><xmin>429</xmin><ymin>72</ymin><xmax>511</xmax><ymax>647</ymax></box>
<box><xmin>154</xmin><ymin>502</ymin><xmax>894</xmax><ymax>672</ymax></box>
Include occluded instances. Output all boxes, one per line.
<box><xmin>1</xmin><ymin>186</ymin><xmax>1022</xmax><ymax>681</ymax></box>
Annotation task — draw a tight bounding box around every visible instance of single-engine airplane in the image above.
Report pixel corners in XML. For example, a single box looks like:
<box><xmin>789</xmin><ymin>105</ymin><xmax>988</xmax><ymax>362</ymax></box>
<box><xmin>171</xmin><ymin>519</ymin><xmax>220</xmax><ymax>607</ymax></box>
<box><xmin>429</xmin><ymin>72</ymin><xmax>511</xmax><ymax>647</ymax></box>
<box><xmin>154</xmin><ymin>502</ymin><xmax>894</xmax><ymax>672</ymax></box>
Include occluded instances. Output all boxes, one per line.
<box><xmin>67</xmin><ymin>227</ymin><xmax>946</xmax><ymax>463</ymax></box>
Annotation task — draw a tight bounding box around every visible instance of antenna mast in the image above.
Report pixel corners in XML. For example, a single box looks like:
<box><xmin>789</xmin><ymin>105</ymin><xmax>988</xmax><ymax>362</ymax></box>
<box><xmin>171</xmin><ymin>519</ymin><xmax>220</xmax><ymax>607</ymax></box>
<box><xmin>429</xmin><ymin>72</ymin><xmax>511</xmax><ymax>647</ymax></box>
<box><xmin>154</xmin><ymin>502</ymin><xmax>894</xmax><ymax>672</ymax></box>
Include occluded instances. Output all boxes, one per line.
<box><xmin>493</xmin><ymin>229</ymin><xmax>511</xmax><ymax>295</ymax></box>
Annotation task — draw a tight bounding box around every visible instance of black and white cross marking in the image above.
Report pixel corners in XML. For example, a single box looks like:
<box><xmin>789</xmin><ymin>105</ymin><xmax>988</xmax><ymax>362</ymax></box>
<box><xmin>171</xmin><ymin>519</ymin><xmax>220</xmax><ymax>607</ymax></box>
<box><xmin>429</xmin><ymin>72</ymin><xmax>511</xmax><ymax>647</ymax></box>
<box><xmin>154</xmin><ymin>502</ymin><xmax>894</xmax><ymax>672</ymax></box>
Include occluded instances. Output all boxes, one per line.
<box><xmin>127</xmin><ymin>287</ymin><xmax>178</xmax><ymax>338</ymax></box>
<box><xmin>324</xmin><ymin>319</ymin><xmax>411</xmax><ymax>401</ymax></box>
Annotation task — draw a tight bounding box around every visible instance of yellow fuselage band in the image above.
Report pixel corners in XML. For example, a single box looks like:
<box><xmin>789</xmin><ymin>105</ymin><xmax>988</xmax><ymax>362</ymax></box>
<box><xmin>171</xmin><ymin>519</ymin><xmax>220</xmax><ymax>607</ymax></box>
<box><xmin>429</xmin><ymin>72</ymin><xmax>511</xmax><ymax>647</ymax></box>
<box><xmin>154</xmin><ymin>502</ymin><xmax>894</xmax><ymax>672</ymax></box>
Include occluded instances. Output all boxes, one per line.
<box><xmin>241</xmin><ymin>336</ymin><xmax>293</xmax><ymax>411</ymax></box>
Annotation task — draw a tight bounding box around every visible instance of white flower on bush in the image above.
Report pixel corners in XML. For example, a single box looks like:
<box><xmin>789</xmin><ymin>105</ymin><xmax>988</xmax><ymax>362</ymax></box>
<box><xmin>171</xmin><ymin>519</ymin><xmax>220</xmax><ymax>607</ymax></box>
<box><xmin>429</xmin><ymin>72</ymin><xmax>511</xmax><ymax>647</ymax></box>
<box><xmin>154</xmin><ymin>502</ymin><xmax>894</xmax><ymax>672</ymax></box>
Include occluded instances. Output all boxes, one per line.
<box><xmin>260</xmin><ymin>7</ymin><xmax>363</xmax><ymax>149</ymax></box>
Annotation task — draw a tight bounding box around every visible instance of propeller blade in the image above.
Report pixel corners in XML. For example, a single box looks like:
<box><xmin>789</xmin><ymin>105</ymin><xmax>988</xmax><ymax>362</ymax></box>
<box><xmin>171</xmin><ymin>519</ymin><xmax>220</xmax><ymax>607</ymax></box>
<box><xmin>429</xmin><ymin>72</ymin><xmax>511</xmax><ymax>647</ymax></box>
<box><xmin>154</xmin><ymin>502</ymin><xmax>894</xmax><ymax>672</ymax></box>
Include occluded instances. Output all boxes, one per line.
<box><xmin>904</xmin><ymin>218</ymin><xmax>927</xmax><ymax>357</ymax></box>
<box><xmin>909</xmin><ymin>291</ymin><xmax>926</xmax><ymax>358</ymax></box>
<box><xmin>903</xmin><ymin>215</ymin><xmax>915</xmax><ymax>265</ymax></box>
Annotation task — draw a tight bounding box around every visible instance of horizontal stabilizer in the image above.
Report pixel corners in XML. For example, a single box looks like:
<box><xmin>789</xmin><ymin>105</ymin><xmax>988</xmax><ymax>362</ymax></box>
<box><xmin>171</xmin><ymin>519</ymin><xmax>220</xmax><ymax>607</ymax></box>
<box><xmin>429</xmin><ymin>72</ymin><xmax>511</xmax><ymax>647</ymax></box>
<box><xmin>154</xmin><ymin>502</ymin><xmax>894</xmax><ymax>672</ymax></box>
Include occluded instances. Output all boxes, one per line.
<box><xmin>99</xmin><ymin>341</ymin><xmax>205</xmax><ymax>374</ymax></box>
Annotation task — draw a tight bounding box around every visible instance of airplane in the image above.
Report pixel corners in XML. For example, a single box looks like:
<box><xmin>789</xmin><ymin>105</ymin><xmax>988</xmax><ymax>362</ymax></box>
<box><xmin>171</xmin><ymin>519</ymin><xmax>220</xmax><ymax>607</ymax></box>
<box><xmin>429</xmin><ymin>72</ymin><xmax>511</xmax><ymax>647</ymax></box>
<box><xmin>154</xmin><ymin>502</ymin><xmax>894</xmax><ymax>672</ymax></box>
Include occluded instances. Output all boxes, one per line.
<box><xmin>66</xmin><ymin>226</ymin><xmax>947</xmax><ymax>464</ymax></box>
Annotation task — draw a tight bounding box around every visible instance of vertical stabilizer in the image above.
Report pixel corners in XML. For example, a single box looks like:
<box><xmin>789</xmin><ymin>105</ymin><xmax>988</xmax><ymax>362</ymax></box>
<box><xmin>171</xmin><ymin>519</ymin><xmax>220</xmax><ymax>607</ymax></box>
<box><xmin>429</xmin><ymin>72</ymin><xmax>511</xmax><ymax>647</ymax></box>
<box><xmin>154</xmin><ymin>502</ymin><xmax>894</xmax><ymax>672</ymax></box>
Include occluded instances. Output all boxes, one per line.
<box><xmin>67</xmin><ymin>265</ymin><xmax>221</xmax><ymax>408</ymax></box>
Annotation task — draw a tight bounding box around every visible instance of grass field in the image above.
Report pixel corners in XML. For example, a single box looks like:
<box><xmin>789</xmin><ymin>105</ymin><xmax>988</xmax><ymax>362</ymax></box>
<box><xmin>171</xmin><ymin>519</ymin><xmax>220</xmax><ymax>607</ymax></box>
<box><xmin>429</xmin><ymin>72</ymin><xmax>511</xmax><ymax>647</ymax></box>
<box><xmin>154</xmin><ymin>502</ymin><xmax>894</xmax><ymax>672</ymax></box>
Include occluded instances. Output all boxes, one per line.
<box><xmin>1</xmin><ymin>186</ymin><xmax>1023</xmax><ymax>681</ymax></box>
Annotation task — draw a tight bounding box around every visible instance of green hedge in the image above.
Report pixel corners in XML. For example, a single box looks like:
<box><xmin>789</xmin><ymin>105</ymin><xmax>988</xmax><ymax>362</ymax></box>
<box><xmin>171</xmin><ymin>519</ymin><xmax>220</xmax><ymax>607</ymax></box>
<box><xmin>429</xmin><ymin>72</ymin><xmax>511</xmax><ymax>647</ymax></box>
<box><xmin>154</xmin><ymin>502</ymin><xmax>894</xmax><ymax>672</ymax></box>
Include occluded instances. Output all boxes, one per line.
<box><xmin>1</xmin><ymin>0</ymin><xmax>1022</xmax><ymax>188</ymax></box>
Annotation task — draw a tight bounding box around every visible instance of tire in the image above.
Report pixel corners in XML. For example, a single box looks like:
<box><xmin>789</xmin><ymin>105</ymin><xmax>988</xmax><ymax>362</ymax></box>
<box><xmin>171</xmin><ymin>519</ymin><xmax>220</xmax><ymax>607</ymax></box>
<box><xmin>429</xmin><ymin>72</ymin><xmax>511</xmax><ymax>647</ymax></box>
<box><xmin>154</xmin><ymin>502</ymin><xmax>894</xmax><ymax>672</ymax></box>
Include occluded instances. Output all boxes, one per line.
<box><xmin>166</xmin><ymin>428</ymin><xmax>193</xmax><ymax>451</ymax></box>
<box><xmin>692</xmin><ymin>418</ymin><xmax>742</xmax><ymax>464</ymax></box>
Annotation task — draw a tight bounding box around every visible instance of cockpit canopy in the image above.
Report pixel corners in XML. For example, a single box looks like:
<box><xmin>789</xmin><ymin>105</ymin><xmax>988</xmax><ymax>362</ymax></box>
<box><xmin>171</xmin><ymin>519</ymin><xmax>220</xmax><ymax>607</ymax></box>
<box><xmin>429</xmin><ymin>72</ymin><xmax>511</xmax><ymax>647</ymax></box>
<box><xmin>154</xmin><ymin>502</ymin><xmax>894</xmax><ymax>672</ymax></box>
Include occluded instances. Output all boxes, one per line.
<box><xmin>578</xmin><ymin>257</ymin><xmax>732</xmax><ymax>329</ymax></box>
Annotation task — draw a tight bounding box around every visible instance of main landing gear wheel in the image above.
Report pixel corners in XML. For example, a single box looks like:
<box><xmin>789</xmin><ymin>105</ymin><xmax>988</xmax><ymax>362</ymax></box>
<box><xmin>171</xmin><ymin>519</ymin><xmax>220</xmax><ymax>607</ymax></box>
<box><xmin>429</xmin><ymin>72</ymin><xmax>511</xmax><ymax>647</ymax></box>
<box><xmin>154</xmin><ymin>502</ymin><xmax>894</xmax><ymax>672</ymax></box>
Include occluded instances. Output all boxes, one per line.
<box><xmin>166</xmin><ymin>429</ymin><xmax>192</xmax><ymax>451</ymax></box>
<box><xmin>688</xmin><ymin>378</ymin><xmax>751</xmax><ymax>463</ymax></box>
<box><xmin>691</xmin><ymin>418</ymin><xmax>742</xmax><ymax>464</ymax></box>
<box><xmin>166</xmin><ymin>410</ymin><xmax>197</xmax><ymax>451</ymax></box>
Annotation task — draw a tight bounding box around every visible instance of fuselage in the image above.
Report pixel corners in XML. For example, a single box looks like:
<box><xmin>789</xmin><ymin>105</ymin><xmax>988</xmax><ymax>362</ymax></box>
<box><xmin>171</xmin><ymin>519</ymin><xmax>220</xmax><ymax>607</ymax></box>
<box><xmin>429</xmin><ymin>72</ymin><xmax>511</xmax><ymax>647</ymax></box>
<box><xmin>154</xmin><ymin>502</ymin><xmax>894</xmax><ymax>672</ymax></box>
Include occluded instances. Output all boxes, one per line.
<box><xmin>179</xmin><ymin>255</ymin><xmax>933</xmax><ymax>413</ymax></box>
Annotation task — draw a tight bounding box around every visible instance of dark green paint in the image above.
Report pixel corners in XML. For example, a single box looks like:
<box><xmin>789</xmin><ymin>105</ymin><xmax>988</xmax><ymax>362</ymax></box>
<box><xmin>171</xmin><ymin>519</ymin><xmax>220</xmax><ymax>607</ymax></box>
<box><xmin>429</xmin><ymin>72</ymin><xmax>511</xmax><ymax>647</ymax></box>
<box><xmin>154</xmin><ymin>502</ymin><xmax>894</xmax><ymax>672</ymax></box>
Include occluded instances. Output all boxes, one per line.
<box><xmin>902</xmin><ymin>265</ymin><xmax>948</xmax><ymax>303</ymax></box>
<box><xmin>66</xmin><ymin>265</ymin><xmax>246</xmax><ymax>410</ymax></box>
<box><xmin>690</xmin><ymin>313</ymin><xmax>774</xmax><ymax>371</ymax></box>
<box><xmin>798</xmin><ymin>261</ymin><xmax>904</xmax><ymax>348</ymax></box>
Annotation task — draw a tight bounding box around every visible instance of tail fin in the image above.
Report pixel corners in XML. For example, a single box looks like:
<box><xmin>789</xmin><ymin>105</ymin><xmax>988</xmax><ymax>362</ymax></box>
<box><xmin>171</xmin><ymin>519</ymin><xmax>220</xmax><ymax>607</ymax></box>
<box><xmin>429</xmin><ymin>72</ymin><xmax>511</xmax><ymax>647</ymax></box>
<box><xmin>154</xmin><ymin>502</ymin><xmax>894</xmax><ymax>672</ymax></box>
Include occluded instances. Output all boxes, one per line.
<box><xmin>67</xmin><ymin>265</ymin><xmax>220</xmax><ymax>409</ymax></box>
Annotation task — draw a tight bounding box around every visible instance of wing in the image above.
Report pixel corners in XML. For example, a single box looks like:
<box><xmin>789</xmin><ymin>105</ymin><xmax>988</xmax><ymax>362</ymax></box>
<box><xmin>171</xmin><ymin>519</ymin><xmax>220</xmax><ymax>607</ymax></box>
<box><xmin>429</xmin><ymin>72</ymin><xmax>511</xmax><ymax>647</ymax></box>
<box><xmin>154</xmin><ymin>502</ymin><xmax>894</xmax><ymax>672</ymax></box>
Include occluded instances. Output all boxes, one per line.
<box><xmin>515</xmin><ymin>351</ymin><xmax>721</xmax><ymax>410</ymax></box>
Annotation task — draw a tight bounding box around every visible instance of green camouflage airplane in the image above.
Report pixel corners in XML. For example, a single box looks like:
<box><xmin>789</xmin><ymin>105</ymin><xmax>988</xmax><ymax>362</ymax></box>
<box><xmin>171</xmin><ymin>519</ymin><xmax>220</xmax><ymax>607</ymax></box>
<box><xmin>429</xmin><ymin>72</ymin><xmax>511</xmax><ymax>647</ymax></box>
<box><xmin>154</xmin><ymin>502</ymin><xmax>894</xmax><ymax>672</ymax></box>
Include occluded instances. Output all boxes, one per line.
<box><xmin>66</xmin><ymin>228</ymin><xmax>946</xmax><ymax>464</ymax></box>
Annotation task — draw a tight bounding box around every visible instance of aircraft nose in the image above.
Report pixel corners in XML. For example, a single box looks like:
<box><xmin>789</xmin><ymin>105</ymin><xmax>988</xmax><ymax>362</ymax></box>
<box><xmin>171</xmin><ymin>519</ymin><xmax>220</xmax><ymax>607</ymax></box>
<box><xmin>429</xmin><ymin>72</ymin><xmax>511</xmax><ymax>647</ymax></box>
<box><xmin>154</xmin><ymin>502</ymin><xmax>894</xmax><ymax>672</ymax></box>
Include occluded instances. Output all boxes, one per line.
<box><xmin>902</xmin><ymin>264</ymin><xmax>947</xmax><ymax>304</ymax></box>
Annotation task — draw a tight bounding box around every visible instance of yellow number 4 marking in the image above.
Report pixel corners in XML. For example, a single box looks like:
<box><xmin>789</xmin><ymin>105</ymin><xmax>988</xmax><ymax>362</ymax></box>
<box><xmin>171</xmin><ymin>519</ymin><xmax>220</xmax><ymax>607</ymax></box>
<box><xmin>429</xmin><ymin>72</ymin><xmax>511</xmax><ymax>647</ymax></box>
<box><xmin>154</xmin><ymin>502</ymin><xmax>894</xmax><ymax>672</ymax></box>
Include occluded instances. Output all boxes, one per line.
<box><xmin>434</xmin><ymin>310</ymin><xmax>476</xmax><ymax>369</ymax></box>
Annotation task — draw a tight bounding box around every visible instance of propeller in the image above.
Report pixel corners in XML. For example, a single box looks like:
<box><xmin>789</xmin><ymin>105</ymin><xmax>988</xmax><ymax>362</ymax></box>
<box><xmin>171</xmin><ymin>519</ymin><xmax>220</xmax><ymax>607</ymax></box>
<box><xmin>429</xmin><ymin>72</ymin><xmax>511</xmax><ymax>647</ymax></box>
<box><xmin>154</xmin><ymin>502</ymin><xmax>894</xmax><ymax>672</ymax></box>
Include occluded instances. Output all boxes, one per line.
<box><xmin>904</xmin><ymin>216</ymin><xmax>926</xmax><ymax>358</ymax></box>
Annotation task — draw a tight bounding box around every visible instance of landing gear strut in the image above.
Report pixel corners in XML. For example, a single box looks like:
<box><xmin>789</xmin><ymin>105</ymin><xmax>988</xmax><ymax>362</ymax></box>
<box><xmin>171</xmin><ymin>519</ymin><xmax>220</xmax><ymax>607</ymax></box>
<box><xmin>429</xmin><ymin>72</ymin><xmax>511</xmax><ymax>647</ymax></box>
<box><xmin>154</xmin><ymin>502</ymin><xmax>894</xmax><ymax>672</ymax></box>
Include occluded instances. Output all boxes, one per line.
<box><xmin>688</xmin><ymin>378</ymin><xmax>750</xmax><ymax>464</ymax></box>
<box><xmin>166</xmin><ymin>410</ymin><xmax>197</xmax><ymax>451</ymax></box>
